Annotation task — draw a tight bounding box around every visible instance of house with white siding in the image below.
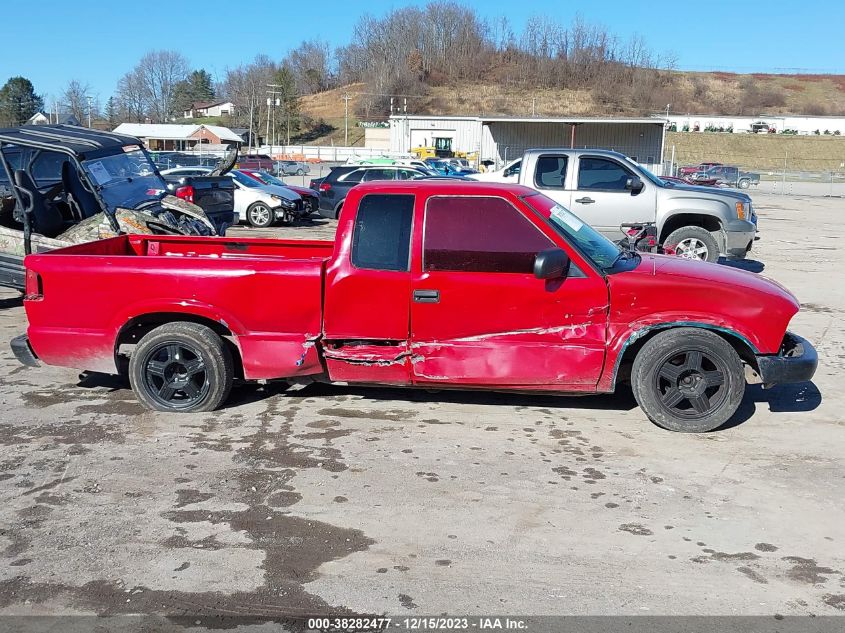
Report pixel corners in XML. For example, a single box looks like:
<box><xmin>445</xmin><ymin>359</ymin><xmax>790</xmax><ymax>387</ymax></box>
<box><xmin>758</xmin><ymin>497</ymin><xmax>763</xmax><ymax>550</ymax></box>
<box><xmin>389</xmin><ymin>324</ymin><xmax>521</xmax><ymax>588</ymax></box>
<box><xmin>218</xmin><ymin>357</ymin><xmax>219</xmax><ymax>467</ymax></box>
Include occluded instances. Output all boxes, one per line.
<box><xmin>183</xmin><ymin>101</ymin><xmax>236</xmax><ymax>119</ymax></box>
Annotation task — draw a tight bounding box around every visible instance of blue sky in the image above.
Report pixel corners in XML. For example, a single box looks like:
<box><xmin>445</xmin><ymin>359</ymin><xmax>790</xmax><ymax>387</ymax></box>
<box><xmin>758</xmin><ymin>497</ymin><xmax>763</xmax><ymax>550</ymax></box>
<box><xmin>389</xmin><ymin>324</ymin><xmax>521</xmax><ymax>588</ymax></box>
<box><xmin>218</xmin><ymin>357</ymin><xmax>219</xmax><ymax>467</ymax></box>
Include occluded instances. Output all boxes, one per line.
<box><xmin>1</xmin><ymin>0</ymin><xmax>842</xmax><ymax>106</ymax></box>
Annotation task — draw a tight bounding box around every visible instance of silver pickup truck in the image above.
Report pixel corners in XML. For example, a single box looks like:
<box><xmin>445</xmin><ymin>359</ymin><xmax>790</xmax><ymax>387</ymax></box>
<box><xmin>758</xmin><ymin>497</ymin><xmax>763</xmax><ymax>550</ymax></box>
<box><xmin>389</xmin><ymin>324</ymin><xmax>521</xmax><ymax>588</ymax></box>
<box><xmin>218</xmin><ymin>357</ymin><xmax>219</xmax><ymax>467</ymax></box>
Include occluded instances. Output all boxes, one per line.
<box><xmin>475</xmin><ymin>149</ymin><xmax>757</xmax><ymax>262</ymax></box>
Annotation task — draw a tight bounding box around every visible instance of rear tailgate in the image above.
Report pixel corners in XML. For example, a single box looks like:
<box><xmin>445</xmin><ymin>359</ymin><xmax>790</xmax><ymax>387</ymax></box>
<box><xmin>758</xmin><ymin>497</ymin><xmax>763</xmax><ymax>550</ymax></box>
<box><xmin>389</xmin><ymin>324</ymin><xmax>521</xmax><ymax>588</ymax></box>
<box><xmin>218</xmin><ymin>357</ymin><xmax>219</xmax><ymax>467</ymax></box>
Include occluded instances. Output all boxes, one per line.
<box><xmin>163</xmin><ymin>175</ymin><xmax>235</xmax><ymax>234</ymax></box>
<box><xmin>185</xmin><ymin>176</ymin><xmax>236</xmax><ymax>233</ymax></box>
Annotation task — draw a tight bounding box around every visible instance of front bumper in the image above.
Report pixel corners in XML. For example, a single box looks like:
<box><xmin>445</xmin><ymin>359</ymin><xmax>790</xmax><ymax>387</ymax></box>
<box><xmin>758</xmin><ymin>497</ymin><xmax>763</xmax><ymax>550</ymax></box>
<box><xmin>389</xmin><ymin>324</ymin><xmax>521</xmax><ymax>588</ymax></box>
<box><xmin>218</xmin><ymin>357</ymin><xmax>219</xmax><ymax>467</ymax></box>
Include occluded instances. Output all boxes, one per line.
<box><xmin>10</xmin><ymin>334</ymin><xmax>39</xmax><ymax>367</ymax></box>
<box><xmin>724</xmin><ymin>218</ymin><xmax>757</xmax><ymax>259</ymax></box>
<box><xmin>755</xmin><ymin>332</ymin><xmax>818</xmax><ymax>386</ymax></box>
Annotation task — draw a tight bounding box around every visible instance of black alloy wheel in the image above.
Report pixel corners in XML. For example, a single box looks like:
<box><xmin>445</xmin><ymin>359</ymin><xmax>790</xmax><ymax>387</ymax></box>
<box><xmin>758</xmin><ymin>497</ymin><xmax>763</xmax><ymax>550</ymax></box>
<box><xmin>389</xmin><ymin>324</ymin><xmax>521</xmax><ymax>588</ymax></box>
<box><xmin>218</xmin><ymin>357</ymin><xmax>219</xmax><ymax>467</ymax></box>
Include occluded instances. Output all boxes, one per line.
<box><xmin>141</xmin><ymin>342</ymin><xmax>209</xmax><ymax>410</ymax></box>
<box><xmin>653</xmin><ymin>349</ymin><xmax>728</xmax><ymax>419</ymax></box>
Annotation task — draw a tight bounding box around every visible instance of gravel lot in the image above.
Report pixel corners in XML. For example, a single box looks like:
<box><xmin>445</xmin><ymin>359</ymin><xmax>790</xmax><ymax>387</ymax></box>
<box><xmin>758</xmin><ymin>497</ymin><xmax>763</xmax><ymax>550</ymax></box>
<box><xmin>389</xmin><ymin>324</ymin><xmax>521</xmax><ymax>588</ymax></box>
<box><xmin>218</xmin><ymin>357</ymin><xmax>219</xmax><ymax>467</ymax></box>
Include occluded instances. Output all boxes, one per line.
<box><xmin>0</xmin><ymin>191</ymin><xmax>842</xmax><ymax>621</ymax></box>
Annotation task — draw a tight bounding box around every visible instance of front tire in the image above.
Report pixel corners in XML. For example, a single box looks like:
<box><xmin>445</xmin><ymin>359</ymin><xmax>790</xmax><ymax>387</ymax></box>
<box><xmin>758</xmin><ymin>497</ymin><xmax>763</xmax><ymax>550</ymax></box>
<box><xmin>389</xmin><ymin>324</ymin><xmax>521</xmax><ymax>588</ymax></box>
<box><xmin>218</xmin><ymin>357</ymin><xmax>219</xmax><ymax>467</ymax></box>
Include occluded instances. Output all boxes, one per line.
<box><xmin>128</xmin><ymin>322</ymin><xmax>233</xmax><ymax>413</ymax></box>
<box><xmin>664</xmin><ymin>225</ymin><xmax>720</xmax><ymax>263</ymax></box>
<box><xmin>296</xmin><ymin>168</ymin><xmax>305</xmax><ymax>175</ymax></box>
<box><xmin>631</xmin><ymin>328</ymin><xmax>745</xmax><ymax>432</ymax></box>
<box><xmin>738</xmin><ymin>178</ymin><xmax>750</xmax><ymax>189</ymax></box>
<box><xmin>247</xmin><ymin>203</ymin><xmax>274</xmax><ymax>228</ymax></box>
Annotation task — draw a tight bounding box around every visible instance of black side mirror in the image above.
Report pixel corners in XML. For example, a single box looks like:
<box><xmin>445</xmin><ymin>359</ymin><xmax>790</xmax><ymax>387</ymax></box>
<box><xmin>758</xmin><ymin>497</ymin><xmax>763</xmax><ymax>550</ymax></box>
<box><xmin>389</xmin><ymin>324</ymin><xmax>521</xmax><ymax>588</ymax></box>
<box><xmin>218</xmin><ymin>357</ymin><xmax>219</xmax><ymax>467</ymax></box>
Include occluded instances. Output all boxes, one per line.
<box><xmin>534</xmin><ymin>248</ymin><xmax>570</xmax><ymax>280</ymax></box>
<box><xmin>626</xmin><ymin>177</ymin><xmax>644</xmax><ymax>194</ymax></box>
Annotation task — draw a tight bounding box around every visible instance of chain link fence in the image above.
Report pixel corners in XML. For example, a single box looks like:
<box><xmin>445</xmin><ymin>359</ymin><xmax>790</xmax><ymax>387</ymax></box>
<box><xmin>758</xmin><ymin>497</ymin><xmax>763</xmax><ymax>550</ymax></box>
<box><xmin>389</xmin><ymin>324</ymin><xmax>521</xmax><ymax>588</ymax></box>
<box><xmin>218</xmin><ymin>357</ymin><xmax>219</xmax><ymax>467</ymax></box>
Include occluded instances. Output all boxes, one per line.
<box><xmin>663</xmin><ymin>148</ymin><xmax>845</xmax><ymax>197</ymax></box>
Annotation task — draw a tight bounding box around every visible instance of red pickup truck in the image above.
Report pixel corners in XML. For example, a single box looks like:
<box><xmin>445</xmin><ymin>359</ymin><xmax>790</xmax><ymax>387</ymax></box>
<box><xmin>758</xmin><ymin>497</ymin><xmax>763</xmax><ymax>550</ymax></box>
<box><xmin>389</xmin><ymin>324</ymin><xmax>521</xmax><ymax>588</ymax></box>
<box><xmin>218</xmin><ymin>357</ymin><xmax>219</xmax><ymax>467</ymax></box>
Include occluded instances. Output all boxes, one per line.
<box><xmin>12</xmin><ymin>181</ymin><xmax>816</xmax><ymax>432</ymax></box>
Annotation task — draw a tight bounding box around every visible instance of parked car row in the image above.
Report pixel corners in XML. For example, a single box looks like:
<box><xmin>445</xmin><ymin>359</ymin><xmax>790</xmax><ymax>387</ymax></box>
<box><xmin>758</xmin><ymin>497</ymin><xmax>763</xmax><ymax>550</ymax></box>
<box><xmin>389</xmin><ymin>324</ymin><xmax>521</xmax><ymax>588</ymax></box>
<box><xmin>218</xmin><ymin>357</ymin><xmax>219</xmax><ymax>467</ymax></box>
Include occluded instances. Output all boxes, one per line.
<box><xmin>677</xmin><ymin>162</ymin><xmax>760</xmax><ymax>189</ymax></box>
<box><xmin>235</xmin><ymin>154</ymin><xmax>310</xmax><ymax>177</ymax></box>
<box><xmin>161</xmin><ymin>167</ymin><xmax>315</xmax><ymax>228</ymax></box>
<box><xmin>314</xmin><ymin>163</ymin><xmax>476</xmax><ymax>219</ymax></box>
<box><xmin>150</xmin><ymin>151</ymin><xmax>220</xmax><ymax>170</ymax></box>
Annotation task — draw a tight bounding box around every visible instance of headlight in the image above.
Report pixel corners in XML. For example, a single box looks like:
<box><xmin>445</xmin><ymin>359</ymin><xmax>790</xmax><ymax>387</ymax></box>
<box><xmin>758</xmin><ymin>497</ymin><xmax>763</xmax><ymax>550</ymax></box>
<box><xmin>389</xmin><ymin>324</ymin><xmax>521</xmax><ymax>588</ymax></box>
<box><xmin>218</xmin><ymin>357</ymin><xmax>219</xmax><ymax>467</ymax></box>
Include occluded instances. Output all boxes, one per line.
<box><xmin>271</xmin><ymin>195</ymin><xmax>296</xmax><ymax>209</ymax></box>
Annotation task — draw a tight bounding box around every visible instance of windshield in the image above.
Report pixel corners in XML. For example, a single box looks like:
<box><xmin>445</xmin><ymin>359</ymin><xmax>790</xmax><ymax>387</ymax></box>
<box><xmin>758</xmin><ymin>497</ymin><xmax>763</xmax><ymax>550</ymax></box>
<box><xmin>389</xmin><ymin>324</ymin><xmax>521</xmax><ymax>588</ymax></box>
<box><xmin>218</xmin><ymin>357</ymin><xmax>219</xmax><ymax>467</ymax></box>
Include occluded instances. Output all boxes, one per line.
<box><xmin>620</xmin><ymin>155</ymin><xmax>665</xmax><ymax>187</ymax></box>
<box><xmin>231</xmin><ymin>171</ymin><xmax>261</xmax><ymax>188</ymax></box>
<box><xmin>256</xmin><ymin>171</ymin><xmax>285</xmax><ymax>187</ymax></box>
<box><xmin>522</xmin><ymin>192</ymin><xmax>624</xmax><ymax>270</ymax></box>
<box><xmin>81</xmin><ymin>148</ymin><xmax>165</xmax><ymax>212</ymax></box>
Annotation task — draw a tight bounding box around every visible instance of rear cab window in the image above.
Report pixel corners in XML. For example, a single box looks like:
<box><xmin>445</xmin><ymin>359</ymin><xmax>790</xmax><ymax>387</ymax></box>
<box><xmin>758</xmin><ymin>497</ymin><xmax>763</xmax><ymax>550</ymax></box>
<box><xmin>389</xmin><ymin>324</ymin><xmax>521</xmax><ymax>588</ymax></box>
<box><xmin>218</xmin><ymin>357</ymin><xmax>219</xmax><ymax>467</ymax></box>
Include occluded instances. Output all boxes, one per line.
<box><xmin>351</xmin><ymin>194</ymin><xmax>414</xmax><ymax>271</ymax></box>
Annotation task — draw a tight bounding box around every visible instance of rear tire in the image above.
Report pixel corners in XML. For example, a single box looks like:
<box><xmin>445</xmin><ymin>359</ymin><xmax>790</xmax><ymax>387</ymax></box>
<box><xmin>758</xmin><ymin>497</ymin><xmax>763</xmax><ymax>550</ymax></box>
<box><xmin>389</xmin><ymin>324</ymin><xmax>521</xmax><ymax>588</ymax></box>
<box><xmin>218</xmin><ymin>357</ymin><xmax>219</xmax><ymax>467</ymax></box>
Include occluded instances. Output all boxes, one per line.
<box><xmin>128</xmin><ymin>322</ymin><xmax>233</xmax><ymax>413</ymax></box>
<box><xmin>738</xmin><ymin>178</ymin><xmax>750</xmax><ymax>189</ymax></box>
<box><xmin>631</xmin><ymin>328</ymin><xmax>745</xmax><ymax>433</ymax></box>
<box><xmin>664</xmin><ymin>225</ymin><xmax>720</xmax><ymax>263</ymax></box>
<box><xmin>334</xmin><ymin>200</ymin><xmax>345</xmax><ymax>219</ymax></box>
<box><xmin>296</xmin><ymin>168</ymin><xmax>305</xmax><ymax>175</ymax></box>
<box><xmin>247</xmin><ymin>202</ymin><xmax>273</xmax><ymax>228</ymax></box>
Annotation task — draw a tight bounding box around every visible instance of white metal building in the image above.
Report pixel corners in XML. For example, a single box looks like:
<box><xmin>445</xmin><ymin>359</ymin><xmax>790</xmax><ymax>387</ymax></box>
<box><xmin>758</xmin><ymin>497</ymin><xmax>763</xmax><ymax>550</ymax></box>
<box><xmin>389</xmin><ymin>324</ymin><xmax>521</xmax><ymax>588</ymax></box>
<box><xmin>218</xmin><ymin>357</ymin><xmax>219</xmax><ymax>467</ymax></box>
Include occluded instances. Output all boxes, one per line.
<box><xmin>389</xmin><ymin>115</ymin><xmax>667</xmax><ymax>173</ymax></box>
<box><xmin>661</xmin><ymin>113</ymin><xmax>845</xmax><ymax>135</ymax></box>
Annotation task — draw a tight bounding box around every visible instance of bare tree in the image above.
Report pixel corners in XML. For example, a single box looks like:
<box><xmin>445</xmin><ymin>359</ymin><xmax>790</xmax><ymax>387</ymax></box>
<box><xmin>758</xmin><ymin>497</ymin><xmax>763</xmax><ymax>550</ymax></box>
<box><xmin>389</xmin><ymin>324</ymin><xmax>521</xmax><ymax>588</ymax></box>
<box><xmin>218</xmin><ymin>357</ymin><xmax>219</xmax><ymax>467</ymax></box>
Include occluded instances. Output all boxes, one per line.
<box><xmin>221</xmin><ymin>55</ymin><xmax>277</xmax><ymax>150</ymax></box>
<box><xmin>62</xmin><ymin>80</ymin><xmax>93</xmax><ymax>124</ymax></box>
<box><xmin>115</xmin><ymin>68</ymin><xmax>147</xmax><ymax>122</ymax></box>
<box><xmin>284</xmin><ymin>40</ymin><xmax>334</xmax><ymax>94</ymax></box>
<box><xmin>135</xmin><ymin>50</ymin><xmax>190</xmax><ymax>122</ymax></box>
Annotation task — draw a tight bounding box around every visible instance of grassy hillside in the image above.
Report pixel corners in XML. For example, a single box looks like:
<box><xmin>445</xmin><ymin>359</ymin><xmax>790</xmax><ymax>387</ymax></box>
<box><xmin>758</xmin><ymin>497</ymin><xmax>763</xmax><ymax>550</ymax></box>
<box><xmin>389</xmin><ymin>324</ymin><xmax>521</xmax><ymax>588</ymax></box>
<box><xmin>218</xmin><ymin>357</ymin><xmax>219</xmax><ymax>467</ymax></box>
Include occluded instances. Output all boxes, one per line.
<box><xmin>667</xmin><ymin>131</ymin><xmax>845</xmax><ymax>172</ymax></box>
<box><xmin>294</xmin><ymin>72</ymin><xmax>845</xmax><ymax>148</ymax></box>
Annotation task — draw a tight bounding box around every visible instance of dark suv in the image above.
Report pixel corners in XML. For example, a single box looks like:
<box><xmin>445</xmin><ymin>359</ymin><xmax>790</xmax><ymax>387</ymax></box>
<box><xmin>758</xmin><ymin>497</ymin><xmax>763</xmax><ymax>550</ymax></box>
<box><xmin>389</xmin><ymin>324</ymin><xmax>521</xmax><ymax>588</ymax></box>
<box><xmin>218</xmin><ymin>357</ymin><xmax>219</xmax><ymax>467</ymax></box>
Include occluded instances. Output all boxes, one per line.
<box><xmin>317</xmin><ymin>165</ymin><xmax>431</xmax><ymax>218</ymax></box>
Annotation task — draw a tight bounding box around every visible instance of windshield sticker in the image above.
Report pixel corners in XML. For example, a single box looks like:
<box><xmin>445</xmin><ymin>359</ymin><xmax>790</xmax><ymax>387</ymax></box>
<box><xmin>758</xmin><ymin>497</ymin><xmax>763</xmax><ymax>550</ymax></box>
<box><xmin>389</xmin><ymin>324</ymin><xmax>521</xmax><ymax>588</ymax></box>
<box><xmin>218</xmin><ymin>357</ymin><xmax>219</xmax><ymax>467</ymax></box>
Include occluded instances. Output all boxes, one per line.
<box><xmin>122</xmin><ymin>145</ymin><xmax>141</xmax><ymax>153</ymax></box>
<box><xmin>551</xmin><ymin>204</ymin><xmax>584</xmax><ymax>231</ymax></box>
<box><xmin>87</xmin><ymin>161</ymin><xmax>112</xmax><ymax>185</ymax></box>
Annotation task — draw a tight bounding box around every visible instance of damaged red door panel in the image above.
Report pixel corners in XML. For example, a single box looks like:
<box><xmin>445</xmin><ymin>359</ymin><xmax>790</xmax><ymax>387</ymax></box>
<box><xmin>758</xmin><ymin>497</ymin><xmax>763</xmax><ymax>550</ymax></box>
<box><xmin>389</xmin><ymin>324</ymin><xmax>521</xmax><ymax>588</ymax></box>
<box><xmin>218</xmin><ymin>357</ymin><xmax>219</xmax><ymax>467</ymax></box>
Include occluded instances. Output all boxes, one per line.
<box><xmin>322</xmin><ymin>192</ymin><xmax>415</xmax><ymax>384</ymax></box>
<box><xmin>410</xmin><ymin>195</ymin><xmax>608</xmax><ymax>387</ymax></box>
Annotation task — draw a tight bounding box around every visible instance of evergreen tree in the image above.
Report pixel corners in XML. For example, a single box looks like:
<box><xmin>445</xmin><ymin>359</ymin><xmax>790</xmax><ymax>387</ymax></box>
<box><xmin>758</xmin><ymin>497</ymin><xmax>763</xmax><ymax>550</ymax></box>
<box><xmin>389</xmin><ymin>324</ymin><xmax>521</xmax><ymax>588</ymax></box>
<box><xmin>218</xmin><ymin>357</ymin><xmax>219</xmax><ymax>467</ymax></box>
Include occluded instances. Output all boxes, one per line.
<box><xmin>173</xmin><ymin>69</ymin><xmax>216</xmax><ymax>117</ymax></box>
<box><xmin>271</xmin><ymin>66</ymin><xmax>300</xmax><ymax>143</ymax></box>
<box><xmin>105</xmin><ymin>96</ymin><xmax>117</xmax><ymax>126</ymax></box>
<box><xmin>0</xmin><ymin>76</ymin><xmax>44</xmax><ymax>126</ymax></box>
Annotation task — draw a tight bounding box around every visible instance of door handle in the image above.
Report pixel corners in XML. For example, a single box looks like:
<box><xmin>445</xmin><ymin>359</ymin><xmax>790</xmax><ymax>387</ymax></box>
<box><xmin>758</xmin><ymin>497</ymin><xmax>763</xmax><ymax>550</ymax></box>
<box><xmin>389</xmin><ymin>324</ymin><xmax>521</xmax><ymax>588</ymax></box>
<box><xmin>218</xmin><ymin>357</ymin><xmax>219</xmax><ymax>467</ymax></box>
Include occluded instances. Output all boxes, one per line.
<box><xmin>575</xmin><ymin>197</ymin><xmax>595</xmax><ymax>204</ymax></box>
<box><xmin>413</xmin><ymin>289</ymin><xmax>440</xmax><ymax>303</ymax></box>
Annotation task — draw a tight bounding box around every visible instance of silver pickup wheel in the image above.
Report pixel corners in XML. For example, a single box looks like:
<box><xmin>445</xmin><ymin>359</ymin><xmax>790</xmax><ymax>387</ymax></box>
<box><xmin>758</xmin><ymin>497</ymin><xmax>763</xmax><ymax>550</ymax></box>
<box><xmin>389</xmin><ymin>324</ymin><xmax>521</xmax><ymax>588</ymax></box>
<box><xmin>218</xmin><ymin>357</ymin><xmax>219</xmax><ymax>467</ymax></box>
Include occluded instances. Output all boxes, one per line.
<box><xmin>664</xmin><ymin>226</ymin><xmax>720</xmax><ymax>263</ymax></box>
<box><xmin>128</xmin><ymin>322</ymin><xmax>233</xmax><ymax>413</ymax></box>
<box><xmin>631</xmin><ymin>328</ymin><xmax>745</xmax><ymax>432</ymax></box>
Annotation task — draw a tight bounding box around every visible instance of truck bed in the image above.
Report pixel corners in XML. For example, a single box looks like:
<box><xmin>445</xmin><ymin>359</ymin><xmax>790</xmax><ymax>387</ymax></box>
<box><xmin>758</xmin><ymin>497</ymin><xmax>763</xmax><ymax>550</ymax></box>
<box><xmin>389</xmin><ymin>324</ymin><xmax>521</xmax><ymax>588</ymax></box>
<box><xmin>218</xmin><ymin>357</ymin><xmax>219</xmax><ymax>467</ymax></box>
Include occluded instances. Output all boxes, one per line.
<box><xmin>24</xmin><ymin>234</ymin><xmax>334</xmax><ymax>379</ymax></box>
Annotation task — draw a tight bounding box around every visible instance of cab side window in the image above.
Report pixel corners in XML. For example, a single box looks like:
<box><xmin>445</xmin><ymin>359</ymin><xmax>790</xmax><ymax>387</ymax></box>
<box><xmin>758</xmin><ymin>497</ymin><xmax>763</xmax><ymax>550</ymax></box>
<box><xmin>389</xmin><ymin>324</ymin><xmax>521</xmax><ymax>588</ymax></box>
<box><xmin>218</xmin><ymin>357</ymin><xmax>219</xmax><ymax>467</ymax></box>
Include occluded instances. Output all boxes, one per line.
<box><xmin>503</xmin><ymin>160</ymin><xmax>521</xmax><ymax>177</ymax></box>
<box><xmin>30</xmin><ymin>151</ymin><xmax>69</xmax><ymax>187</ymax></box>
<box><xmin>424</xmin><ymin>196</ymin><xmax>554</xmax><ymax>273</ymax></box>
<box><xmin>577</xmin><ymin>157</ymin><xmax>632</xmax><ymax>191</ymax></box>
<box><xmin>534</xmin><ymin>155</ymin><xmax>568</xmax><ymax>189</ymax></box>
<box><xmin>351</xmin><ymin>194</ymin><xmax>414</xmax><ymax>272</ymax></box>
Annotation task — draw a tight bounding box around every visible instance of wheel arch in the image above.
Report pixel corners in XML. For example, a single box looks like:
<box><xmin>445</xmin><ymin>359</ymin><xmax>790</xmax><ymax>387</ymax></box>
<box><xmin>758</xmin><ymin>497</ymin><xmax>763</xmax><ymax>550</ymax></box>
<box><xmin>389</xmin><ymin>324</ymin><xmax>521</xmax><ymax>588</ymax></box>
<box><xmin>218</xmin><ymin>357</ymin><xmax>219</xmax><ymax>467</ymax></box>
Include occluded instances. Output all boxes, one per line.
<box><xmin>659</xmin><ymin>212</ymin><xmax>723</xmax><ymax>243</ymax></box>
<box><xmin>114</xmin><ymin>311</ymin><xmax>244</xmax><ymax>379</ymax></box>
<box><xmin>607</xmin><ymin>322</ymin><xmax>759</xmax><ymax>390</ymax></box>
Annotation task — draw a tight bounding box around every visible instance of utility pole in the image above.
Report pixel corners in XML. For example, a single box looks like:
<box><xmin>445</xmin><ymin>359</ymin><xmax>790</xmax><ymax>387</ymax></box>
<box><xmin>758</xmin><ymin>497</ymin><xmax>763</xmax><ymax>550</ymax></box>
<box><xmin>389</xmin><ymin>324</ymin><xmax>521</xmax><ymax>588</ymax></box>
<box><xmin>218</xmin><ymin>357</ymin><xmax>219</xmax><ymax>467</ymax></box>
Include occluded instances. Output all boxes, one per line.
<box><xmin>342</xmin><ymin>93</ymin><xmax>351</xmax><ymax>146</ymax></box>
<box><xmin>267</xmin><ymin>84</ymin><xmax>282</xmax><ymax>152</ymax></box>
